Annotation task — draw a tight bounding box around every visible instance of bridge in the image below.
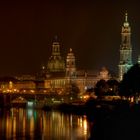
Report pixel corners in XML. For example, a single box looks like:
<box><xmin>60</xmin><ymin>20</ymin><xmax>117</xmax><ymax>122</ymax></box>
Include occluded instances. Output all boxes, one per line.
<box><xmin>0</xmin><ymin>92</ymin><xmax>79</xmax><ymax>108</ymax></box>
<box><xmin>0</xmin><ymin>92</ymin><xmax>60</xmax><ymax>107</ymax></box>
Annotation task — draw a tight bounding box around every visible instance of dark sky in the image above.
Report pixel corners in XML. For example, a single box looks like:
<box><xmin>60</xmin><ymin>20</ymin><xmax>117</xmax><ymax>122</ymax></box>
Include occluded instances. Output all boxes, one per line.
<box><xmin>0</xmin><ymin>0</ymin><xmax>140</xmax><ymax>76</ymax></box>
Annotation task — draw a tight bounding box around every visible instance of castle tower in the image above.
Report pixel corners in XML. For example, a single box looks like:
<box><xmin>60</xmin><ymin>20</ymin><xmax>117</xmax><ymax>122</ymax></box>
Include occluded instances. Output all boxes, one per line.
<box><xmin>47</xmin><ymin>37</ymin><xmax>65</xmax><ymax>72</ymax></box>
<box><xmin>66</xmin><ymin>48</ymin><xmax>76</xmax><ymax>78</ymax></box>
<box><xmin>118</xmin><ymin>13</ymin><xmax>133</xmax><ymax>81</ymax></box>
<box><xmin>137</xmin><ymin>55</ymin><xmax>140</xmax><ymax>64</ymax></box>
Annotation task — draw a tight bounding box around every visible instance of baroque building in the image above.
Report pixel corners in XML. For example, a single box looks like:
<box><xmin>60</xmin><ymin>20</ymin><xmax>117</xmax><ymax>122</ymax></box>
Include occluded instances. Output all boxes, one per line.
<box><xmin>43</xmin><ymin>38</ymin><xmax>110</xmax><ymax>94</ymax></box>
<box><xmin>118</xmin><ymin>13</ymin><xmax>133</xmax><ymax>81</ymax></box>
<box><xmin>47</xmin><ymin>38</ymin><xmax>65</xmax><ymax>72</ymax></box>
<box><xmin>0</xmin><ymin>40</ymin><xmax>111</xmax><ymax>95</ymax></box>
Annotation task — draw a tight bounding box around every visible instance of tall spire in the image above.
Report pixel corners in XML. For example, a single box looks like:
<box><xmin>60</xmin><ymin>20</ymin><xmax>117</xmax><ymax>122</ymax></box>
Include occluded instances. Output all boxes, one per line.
<box><xmin>125</xmin><ymin>12</ymin><xmax>128</xmax><ymax>22</ymax></box>
<box><xmin>70</xmin><ymin>48</ymin><xmax>72</xmax><ymax>52</ymax></box>
<box><xmin>124</xmin><ymin>12</ymin><xmax>129</xmax><ymax>27</ymax></box>
<box><xmin>118</xmin><ymin>12</ymin><xmax>132</xmax><ymax>81</ymax></box>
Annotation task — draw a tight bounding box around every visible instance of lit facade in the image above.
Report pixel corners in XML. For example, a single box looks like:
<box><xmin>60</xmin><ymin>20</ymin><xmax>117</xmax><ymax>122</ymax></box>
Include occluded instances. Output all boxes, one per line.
<box><xmin>0</xmin><ymin>40</ymin><xmax>111</xmax><ymax>94</ymax></box>
<box><xmin>43</xmin><ymin>39</ymin><xmax>111</xmax><ymax>94</ymax></box>
<box><xmin>0</xmin><ymin>76</ymin><xmax>36</xmax><ymax>93</ymax></box>
<box><xmin>118</xmin><ymin>13</ymin><xmax>133</xmax><ymax>81</ymax></box>
<box><xmin>66</xmin><ymin>48</ymin><xmax>76</xmax><ymax>78</ymax></box>
<box><xmin>47</xmin><ymin>39</ymin><xmax>65</xmax><ymax>72</ymax></box>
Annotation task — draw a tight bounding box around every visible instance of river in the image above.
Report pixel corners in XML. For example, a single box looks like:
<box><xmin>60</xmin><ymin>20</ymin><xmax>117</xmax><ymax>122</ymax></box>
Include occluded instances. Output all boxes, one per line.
<box><xmin>0</xmin><ymin>108</ymin><xmax>91</xmax><ymax>140</ymax></box>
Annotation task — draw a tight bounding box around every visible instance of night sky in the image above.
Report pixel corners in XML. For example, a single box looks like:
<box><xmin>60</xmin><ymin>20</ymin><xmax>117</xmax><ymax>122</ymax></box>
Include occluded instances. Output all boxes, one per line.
<box><xmin>0</xmin><ymin>0</ymin><xmax>140</xmax><ymax>76</ymax></box>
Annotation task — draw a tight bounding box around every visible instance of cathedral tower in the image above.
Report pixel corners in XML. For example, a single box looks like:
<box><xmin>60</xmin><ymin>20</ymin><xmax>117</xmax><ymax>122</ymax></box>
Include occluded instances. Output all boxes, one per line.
<box><xmin>47</xmin><ymin>37</ymin><xmax>65</xmax><ymax>72</ymax></box>
<box><xmin>66</xmin><ymin>48</ymin><xmax>76</xmax><ymax>78</ymax></box>
<box><xmin>118</xmin><ymin>13</ymin><xmax>133</xmax><ymax>81</ymax></box>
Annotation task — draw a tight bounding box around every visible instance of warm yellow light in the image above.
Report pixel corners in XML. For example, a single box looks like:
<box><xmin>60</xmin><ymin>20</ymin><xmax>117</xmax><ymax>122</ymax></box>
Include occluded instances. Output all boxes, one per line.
<box><xmin>83</xmin><ymin>118</ymin><xmax>88</xmax><ymax>135</ymax></box>
<box><xmin>83</xmin><ymin>95</ymin><xmax>90</xmax><ymax>100</ymax></box>
<box><xmin>30</xmin><ymin>90</ymin><xmax>35</xmax><ymax>93</ymax></box>
<box><xmin>130</xmin><ymin>97</ymin><xmax>134</xmax><ymax>103</ymax></box>
<box><xmin>23</xmin><ymin>90</ymin><xmax>26</xmax><ymax>93</ymax></box>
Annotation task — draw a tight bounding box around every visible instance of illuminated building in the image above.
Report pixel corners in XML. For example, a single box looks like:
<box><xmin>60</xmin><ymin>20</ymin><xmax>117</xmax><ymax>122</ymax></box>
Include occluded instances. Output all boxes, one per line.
<box><xmin>118</xmin><ymin>13</ymin><xmax>133</xmax><ymax>81</ymax></box>
<box><xmin>43</xmin><ymin>38</ymin><xmax>110</xmax><ymax>94</ymax></box>
<box><xmin>66</xmin><ymin>48</ymin><xmax>76</xmax><ymax>78</ymax></box>
<box><xmin>0</xmin><ymin>75</ymin><xmax>36</xmax><ymax>93</ymax></box>
<box><xmin>137</xmin><ymin>55</ymin><xmax>140</xmax><ymax>64</ymax></box>
<box><xmin>47</xmin><ymin>37</ymin><xmax>65</xmax><ymax>72</ymax></box>
<box><xmin>75</xmin><ymin>68</ymin><xmax>110</xmax><ymax>93</ymax></box>
<box><xmin>0</xmin><ymin>41</ymin><xmax>111</xmax><ymax>95</ymax></box>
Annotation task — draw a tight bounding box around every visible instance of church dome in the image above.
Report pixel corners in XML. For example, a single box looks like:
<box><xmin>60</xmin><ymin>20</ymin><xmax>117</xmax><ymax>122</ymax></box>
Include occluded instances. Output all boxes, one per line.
<box><xmin>47</xmin><ymin>39</ymin><xmax>65</xmax><ymax>72</ymax></box>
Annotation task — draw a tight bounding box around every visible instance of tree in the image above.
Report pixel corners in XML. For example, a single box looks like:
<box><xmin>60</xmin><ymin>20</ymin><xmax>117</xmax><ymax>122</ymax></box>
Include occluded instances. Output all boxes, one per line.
<box><xmin>70</xmin><ymin>83</ymin><xmax>80</xmax><ymax>98</ymax></box>
<box><xmin>65</xmin><ymin>82</ymin><xmax>80</xmax><ymax>99</ymax></box>
<box><xmin>107</xmin><ymin>79</ymin><xmax>119</xmax><ymax>95</ymax></box>
<box><xmin>94</xmin><ymin>79</ymin><xmax>108</xmax><ymax>97</ymax></box>
<box><xmin>119</xmin><ymin>63</ymin><xmax>140</xmax><ymax>102</ymax></box>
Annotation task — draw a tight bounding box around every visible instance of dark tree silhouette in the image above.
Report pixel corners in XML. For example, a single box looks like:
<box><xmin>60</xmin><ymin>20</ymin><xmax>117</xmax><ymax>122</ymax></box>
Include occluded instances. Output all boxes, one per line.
<box><xmin>119</xmin><ymin>63</ymin><xmax>140</xmax><ymax>100</ymax></box>
<box><xmin>107</xmin><ymin>79</ymin><xmax>119</xmax><ymax>95</ymax></box>
<box><xmin>67</xmin><ymin>82</ymin><xmax>80</xmax><ymax>99</ymax></box>
<box><xmin>94</xmin><ymin>79</ymin><xmax>108</xmax><ymax>98</ymax></box>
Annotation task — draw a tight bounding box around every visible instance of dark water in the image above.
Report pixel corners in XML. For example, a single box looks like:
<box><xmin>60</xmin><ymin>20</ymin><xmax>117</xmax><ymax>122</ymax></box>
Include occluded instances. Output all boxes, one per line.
<box><xmin>0</xmin><ymin>108</ymin><xmax>90</xmax><ymax>140</ymax></box>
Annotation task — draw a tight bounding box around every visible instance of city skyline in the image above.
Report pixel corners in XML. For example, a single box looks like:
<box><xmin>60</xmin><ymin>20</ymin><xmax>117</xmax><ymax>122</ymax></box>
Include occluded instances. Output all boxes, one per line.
<box><xmin>0</xmin><ymin>0</ymin><xmax>140</xmax><ymax>76</ymax></box>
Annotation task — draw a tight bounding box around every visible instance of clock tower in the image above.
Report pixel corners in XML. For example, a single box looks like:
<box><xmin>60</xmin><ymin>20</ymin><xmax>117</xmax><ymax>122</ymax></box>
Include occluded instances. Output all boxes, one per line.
<box><xmin>118</xmin><ymin>13</ymin><xmax>133</xmax><ymax>81</ymax></box>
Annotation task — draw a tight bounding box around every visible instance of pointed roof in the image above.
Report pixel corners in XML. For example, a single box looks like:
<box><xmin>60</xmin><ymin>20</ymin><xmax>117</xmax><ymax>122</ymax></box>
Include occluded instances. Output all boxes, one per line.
<box><xmin>70</xmin><ymin>48</ymin><xmax>72</xmax><ymax>52</ymax></box>
<box><xmin>123</xmin><ymin>12</ymin><xmax>129</xmax><ymax>27</ymax></box>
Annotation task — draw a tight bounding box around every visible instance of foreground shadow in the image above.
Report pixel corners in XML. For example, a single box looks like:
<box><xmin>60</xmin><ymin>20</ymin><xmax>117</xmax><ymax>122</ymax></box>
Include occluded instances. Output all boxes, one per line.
<box><xmin>86</xmin><ymin>98</ymin><xmax>140</xmax><ymax>140</ymax></box>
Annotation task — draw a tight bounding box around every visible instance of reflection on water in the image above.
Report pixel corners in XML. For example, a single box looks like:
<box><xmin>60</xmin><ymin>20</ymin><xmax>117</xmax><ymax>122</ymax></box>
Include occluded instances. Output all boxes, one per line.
<box><xmin>0</xmin><ymin>108</ymin><xmax>90</xmax><ymax>140</ymax></box>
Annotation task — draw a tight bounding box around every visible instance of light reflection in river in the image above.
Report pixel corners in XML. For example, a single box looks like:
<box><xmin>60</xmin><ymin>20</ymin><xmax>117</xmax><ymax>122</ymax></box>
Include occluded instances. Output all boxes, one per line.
<box><xmin>0</xmin><ymin>108</ymin><xmax>90</xmax><ymax>140</ymax></box>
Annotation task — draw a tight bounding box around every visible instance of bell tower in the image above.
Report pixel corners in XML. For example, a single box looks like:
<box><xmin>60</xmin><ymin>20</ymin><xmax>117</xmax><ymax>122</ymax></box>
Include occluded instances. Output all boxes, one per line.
<box><xmin>118</xmin><ymin>12</ymin><xmax>133</xmax><ymax>81</ymax></box>
<box><xmin>66</xmin><ymin>48</ymin><xmax>76</xmax><ymax>78</ymax></box>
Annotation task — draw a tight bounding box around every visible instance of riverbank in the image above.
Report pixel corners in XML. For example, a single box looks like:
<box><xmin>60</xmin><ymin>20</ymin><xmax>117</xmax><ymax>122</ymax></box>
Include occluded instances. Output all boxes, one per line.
<box><xmin>1</xmin><ymin>97</ymin><xmax>140</xmax><ymax>140</ymax></box>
